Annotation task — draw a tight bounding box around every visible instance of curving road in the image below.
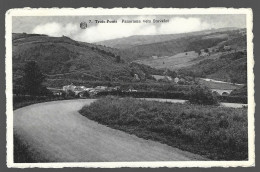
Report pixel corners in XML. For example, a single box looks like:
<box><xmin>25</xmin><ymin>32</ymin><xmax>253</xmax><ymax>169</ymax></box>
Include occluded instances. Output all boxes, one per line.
<box><xmin>14</xmin><ymin>99</ymin><xmax>207</xmax><ymax>162</ymax></box>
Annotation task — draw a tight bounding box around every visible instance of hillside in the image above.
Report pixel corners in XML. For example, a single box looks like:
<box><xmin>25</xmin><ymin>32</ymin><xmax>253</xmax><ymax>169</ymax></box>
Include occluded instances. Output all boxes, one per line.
<box><xmin>13</xmin><ymin>27</ymin><xmax>247</xmax><ymax>88</ymax></box>
<box><xmin>133</xmin><ymin>28</ymin><xmax>245</xmax><ymax>59</ymax></box>
<box><xmin>128</xmin><ymin>28</ymin><xmax>247</xmax><ymax>84</ymax></box>
<box><xmin>179</xmin><ymin>51</ymin><xmax>247</xmax><ymax>84</ymax></box>
<box><xmin>96</xmin><ymin>27</ymin><xmax>239</xmax><ymax>49</ymax></box>
<box><xmin>12</xmin><ymin>33</ymin><xmax>161</xmax><ymax>87</ymax></box>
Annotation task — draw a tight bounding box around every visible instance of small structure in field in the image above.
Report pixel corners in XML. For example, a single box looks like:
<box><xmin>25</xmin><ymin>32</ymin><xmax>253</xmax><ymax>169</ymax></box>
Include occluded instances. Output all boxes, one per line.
<box><xmin>200</xmin><ymin>51</ymin><xmax>210</xmax><ymax>57</ymax></box>
<box><xmin>174</xmin><ymin>77</ymin><xmax>180</xmax><ymax>83</ymax></box>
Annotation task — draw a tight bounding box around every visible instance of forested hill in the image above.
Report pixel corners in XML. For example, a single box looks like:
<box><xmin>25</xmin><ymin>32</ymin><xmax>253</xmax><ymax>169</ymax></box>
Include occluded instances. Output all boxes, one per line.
<box><xmin>12</xmin><ymin>33</ymin><xmax>162</xmax><ymax>87</ymax></box>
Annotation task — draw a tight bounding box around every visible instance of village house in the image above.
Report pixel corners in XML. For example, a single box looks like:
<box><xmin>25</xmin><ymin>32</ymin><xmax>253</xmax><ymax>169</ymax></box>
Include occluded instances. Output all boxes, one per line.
<box><xmin>62</xmin><ymin>83</ymin><xmax>89</xmax><ymax>96</ymax></box>
<box><xmin>95</xmin><ymin>86</ymin><xmax>108</xmax><ymax>91</ymax></box>
<box><xmin>199</xmin><ymin>49</ymin><xmax>210</xmax><ymax>57</ymax></box>
<box><xmin>152</xmin><ymin>75</ymin><xmax>173</xmax><ymax>82</ymax></box>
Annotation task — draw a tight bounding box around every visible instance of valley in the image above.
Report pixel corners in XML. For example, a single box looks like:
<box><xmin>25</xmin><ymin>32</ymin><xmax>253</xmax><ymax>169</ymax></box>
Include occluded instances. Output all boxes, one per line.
<box><xmin>12</xmin><ymin>27</ymin><xmax>247</xmax><ymax>97</ymax></box>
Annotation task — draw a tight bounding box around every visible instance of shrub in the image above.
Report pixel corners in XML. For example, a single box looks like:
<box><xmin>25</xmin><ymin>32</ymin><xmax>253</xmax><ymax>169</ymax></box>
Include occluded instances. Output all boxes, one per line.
<box><xmin>217</xmin><ymin>95</ymin><xmax>247</xmax><ymax>104</ymax></box>
<box><xmin>188</xmin><ymin>85</ymin><xmax>219</xmax><ymax>105</ymax></box>
<box><xmin>65</xmin><ymin>90</ymin><xmax>75</xmax><ymax>98</ymax></box>
<box><xmin>79</xmin><ymin>91</ymin><xmax>90</xmax><ymax>98</ymax></box>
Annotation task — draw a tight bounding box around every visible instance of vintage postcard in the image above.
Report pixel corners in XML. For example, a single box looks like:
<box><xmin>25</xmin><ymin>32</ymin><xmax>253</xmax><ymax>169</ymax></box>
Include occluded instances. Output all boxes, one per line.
<box><xmin>6</xmin><ymin>8</ymin><xmax>254</xmax><ymax>168</ymax></box>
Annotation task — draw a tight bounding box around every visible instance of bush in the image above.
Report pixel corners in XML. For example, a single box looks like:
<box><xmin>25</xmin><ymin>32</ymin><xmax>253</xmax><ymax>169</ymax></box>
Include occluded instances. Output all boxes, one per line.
<box><xmin>188</xmin><ymin>85</ymin><xmax>219</xmax><ymax>105</ymax></box>
<box><xmin>65</xmin><ymin>90</ymin><xmax>75</xmax><ymax>98</ymax></box>
<box><xmin>78</xmin><ymin>91</ymin><xmax>90</xmax><ymax>98</ymax></box>
<box><xmin>217</xmin><ymin>95</ymin><xmax>247</xmax><ymax>104</ymax></box>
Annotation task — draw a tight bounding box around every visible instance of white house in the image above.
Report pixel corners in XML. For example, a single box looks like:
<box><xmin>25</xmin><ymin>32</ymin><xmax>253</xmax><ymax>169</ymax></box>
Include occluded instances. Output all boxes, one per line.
<box><xmin>174</xmin><ymin>77</ymin><xmax>180</xmax><ymax>83</ymax></box>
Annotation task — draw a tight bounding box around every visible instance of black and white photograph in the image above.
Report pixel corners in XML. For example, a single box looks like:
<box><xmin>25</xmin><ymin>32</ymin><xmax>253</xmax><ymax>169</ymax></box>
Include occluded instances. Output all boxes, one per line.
<box><xmin>5</xmin><ymin>8</ymin><xmax>254</xmax><ymax>168</ymax></box>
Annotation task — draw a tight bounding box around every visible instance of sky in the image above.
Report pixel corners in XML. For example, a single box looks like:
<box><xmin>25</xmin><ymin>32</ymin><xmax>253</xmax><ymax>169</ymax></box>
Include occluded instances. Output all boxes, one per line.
<box><xmin>12</xmin><ymin>14</ymin><xmax>246</xmax><ymax>43</ymax></box>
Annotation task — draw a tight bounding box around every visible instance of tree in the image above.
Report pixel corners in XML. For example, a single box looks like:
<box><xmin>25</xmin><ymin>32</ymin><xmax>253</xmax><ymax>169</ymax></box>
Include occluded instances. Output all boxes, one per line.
<box><xmin>164</xmin><ymin>69</ymin><xmax>177</xmax><ymax>78</ymax></box>
<box><xmin>188</xmin><ymin>85</ymin><xmax>219</xmax><ymax>105</ymax></box>
<box><xmin>115</xmin><ymin>55</ymin><xmax>121</xmax><ymax>63</ymax></box>
<box><xmin>22</xmin><ymin>61</ymin><xmax>46</xmax><ymax>95</ymax></box>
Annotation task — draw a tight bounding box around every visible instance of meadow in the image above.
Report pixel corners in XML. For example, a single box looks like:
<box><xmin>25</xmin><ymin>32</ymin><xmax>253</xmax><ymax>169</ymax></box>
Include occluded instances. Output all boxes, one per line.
<box><xmin>79</xmin><ymin>96</ymin><xmax>248</xmax><ymax>160</ymax></box>
<box><xmin>135</xmin><ymin>51</ymin><xmax>199</xmax><ymax>70</ymax></box>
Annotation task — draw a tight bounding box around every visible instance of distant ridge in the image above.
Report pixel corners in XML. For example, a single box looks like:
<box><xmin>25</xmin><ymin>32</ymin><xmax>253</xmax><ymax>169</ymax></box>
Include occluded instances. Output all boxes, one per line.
<box><xmin>95</xmin><ymin>27</ymin><xmax>241</xmax><ymax>49</ymax></box>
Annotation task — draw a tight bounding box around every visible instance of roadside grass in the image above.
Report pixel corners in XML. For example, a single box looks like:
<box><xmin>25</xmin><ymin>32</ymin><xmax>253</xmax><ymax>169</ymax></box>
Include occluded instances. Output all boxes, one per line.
<box><xmin>13</xmin><ymin>133</ymin><xmax>34</xmax><ymax>163</ymax></box>
<box><xmin>79</xmin><ymin>96</ymin><xmax>248</xmax><ymax>160</ymax></box>
<box><xmin>14</xmin><ymin>133</ymin><xmax>50</xmax><ymax>163</ymax></box>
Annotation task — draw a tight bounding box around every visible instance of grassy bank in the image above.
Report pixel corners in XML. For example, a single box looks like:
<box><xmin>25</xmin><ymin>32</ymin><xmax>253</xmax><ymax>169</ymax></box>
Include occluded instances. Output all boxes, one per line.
<box><xmin>14</xmin><ymin>133</ymin><xmax>50</xmax><ymax>163</ymax></box>
<box><xmin>14</xmin><ymin>133</ymin><xmax>35</xmax><ymax>163</ymax></box>
<box><xmin>79</xmin><ymin>97</ymin><xmax>248</xmax><ymax>160</ymax></box>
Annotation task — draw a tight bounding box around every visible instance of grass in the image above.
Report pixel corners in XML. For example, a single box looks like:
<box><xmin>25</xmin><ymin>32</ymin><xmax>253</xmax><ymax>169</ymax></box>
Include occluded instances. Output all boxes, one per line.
<box><xmin>79</xmin><ymin>96</ymin><xmax>248</xmax><ymax>160</ymax></box>
<box><xmin>13</xmin><ymin>133</ymin><xmax>34</xmax><ymax>163</ymax></box>
<box><xmin>14</xmin><ymin>133</ymin><xmax>50</xmax><ymax>163</ymax></box>
<box><xmin>135</xmin><ymin>51</ymin><xmax>199</xmax><ymax>70</ymax></box>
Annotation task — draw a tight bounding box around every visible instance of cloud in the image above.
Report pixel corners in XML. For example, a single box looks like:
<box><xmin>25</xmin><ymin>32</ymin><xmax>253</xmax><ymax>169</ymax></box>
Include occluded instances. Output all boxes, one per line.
<box><xmin>31</xmin><ymin>17</ymin><xmax>212</xmax><ymax>43</ymax></box>
<box><xmin>32</xmin><ymin>22</ymin><xmax>80</xmax><ymax>38</ymax></box>
<box><xmin>158</xmin><ymin>17</ymin><xmax>211</xmax><ymax>34</ymax></box>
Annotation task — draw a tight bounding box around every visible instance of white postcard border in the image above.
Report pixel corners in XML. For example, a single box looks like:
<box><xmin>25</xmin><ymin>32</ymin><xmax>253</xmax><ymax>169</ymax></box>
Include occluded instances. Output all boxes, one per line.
<box><xmin>5</xmin><ymin>7</ymin><xmax>255</xmax><ymax>168</ymax></box>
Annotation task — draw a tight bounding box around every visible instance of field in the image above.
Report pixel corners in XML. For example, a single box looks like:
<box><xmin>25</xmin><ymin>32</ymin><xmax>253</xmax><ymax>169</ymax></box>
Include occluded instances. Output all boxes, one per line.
<box><xmin>135</xmin><ymin>51</ymin><xmax>199</xmax><ymax>70</ymax></box>
<box><xmin>79</xmin><ymin>97</ymin><xmax>248</xmax><ymax>160</ymax></box>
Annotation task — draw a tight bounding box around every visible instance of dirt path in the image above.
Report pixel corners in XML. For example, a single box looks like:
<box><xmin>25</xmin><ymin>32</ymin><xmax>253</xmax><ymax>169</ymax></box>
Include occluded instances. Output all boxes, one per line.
<box><xmin>14</xmin><ymin>99</ymin><xmax>207</xmax><ymax>162</ymax></box>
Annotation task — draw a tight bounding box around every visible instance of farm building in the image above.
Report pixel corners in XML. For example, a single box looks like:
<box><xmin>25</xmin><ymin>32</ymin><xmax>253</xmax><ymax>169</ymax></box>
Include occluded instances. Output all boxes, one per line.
<box><xmin>152</xmin><ymin>75</ymin><xmax>173</xmax><ymax>82</ymax></box>
<box><xmin>200</xmin><ymin>51</ymin><xmax>210</xmax><ymax>57</ymax></box>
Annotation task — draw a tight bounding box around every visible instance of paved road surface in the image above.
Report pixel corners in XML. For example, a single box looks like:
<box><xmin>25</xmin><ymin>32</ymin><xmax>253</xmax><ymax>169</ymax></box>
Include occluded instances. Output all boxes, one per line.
<box><xmin>14</xmin><ymin>99</ymin><xmax>207</xmax><ymax>162</ymax></box>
